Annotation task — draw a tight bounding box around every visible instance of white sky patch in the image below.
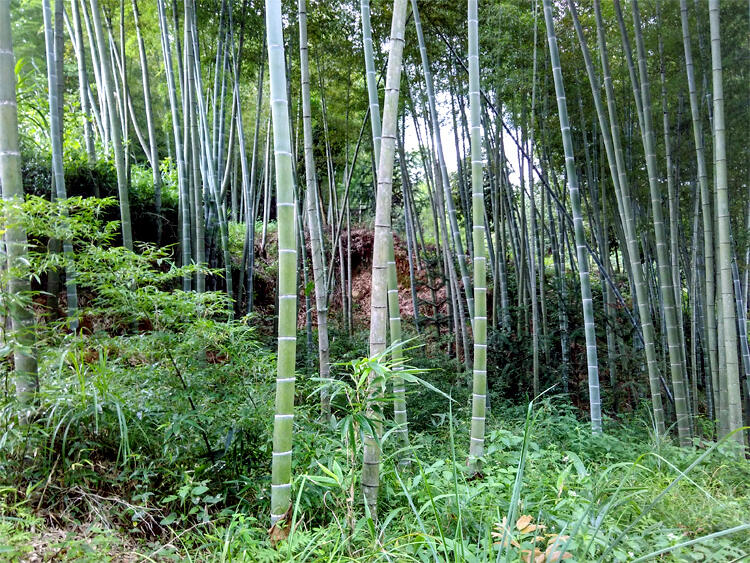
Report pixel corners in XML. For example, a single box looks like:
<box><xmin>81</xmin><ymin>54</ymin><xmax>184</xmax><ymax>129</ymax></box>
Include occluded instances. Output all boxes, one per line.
<box><xmin>403</xmin><ymin>91</ymin><xmax>523</xmax><ymax>187</ymax></box>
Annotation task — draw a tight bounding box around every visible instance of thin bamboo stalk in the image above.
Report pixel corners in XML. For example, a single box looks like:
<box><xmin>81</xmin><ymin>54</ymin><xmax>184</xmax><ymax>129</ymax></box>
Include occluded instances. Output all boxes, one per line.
<box><xmin>543</xmin><ymin>0</ymin><xmax>601</xmax><ymax>433</ymax></box>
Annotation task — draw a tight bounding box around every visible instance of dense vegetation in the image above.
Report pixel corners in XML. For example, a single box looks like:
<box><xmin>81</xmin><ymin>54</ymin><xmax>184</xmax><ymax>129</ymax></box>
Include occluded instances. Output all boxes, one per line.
<box><xmin>1</xmin><ymin>0</ymin><xmax>749</xmax><ymax>560</ymax></box>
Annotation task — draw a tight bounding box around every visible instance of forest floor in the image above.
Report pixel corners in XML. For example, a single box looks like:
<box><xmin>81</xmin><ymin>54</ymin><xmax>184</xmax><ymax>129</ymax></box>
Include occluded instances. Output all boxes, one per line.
<box><xmin>1</xmin><ymin>224</ymin><xmax>749</xmax><ymax>561</ymax></box>
<box><xmin>2</xmin><ymin>329</ymin><xmax>749</xmax><ymax>562</ymax></box>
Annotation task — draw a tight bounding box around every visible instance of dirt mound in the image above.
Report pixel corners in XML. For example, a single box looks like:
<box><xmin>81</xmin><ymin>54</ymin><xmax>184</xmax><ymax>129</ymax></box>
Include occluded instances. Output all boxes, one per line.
<box><xmin>252</xmin><ymin>224</ymin><xmax>451</xmax><ymax>333</ymax></box>
<box><xmin>304</xmin><ymin>227</ymin><xmax>450</xmax><ymax>330</ymax></box>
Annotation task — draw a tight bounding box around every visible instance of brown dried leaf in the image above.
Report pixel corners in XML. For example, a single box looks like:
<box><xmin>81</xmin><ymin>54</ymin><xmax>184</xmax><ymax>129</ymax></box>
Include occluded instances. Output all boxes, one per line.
<box><xmin>492</xmin><ymin>538</ymin><xmax>511</xmax><ymax>548</ymax></box>
<box><xmin>268</xmin><ymin>506</ymin><xmax>292</xmax><ymax>548</ymax></box>
<box><xmin>492</xmin><ymin>535</ymin><xmax>516</xmax><ymax>548</ymax></box>
<box><xmin>545</xmin><ymin>551</ymin><xmax>573</xmax><ymax>562</ymax></box>
<box><xmin>546</xmin><ymin>534</ymin><xmax>570</xmax><ymax>545</ymax></box>
<box><xmin>545</xmin><ymin>542</ymin><xmax>573</xmax><ymax>561</ymax></box>
<box><xmin>521</xmin><ymin>523</ymin><xmax>546</xmax><ymax>534</ymax></box>
<box><xmin>521</xmin><ymin>548</ymin><xmax>544</xmax><ymax>563</ymax></box>
<box><xmin>516</xmin><ymin>515</ymin><xmax>533</xmax><ymax>531</ymax></box>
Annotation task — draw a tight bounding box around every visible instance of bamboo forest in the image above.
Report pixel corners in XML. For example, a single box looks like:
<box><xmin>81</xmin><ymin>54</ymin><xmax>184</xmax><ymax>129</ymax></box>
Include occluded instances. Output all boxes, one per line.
<box><xmin>2</xmin><ymin>0</ymin><xmax>750</xmax><ymax>560</ymax></box>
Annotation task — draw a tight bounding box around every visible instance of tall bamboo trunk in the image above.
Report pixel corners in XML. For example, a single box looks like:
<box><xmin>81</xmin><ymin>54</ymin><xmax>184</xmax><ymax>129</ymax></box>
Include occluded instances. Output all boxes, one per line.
<box><xmin>298</xmin><ymin>0</ymin><xmax>331</xmax><ymax>416</ymax></box>
<box><xmin>267</xmin><ymin>0</ymin><xmax>298</xmax><ymax>526</ymax></box>
<box><xmin>528</xmin><ymin>0</ymin><xmax>540</xmax><ymax>397</ymax></box>
<box><xmin>657</xmin><ymin>8</ymin><xmax>690</xmax><ymax>424</ymax></box>
<box><xmin>89</xmin><ymin>0</ymin><xmax>133</xmax><ymax>249</ymax></box>
<box><xmin>411</xmin><ymin>0</ymin><xmax>474</xmax><ymax>323</ymax></box>
<box><xmin>363</xmin><ymin>0</ymin><xmax>408</xmax><ymax>516</ymax></box>
<box><xmin>132</xmin><ymin>0</ymin><xmax>162</xmax><ymax>244</ymax></box>
<box><xmin>229</xmin><ymin>13</ymin><xmax>253</xmax><ymax>310</ymax></box>
<box><xmin>572</xmin><ymin>0</ymin><xmax>665</xmax><ymax>435</ymax></box>
<box><xmin>543</xmin><ymin>0</ymin><xmax>601</xmax><ymax>434</ymax></box>
<box><xmin>44</xmin><ymin>0</ymin><xmax>79</xmax><ymax>330</ymax></box>
<box><xmin>70</xmin><ymin>0</ymin><xmax>96</xmax><ymax>163</ymax></box>
<box><xmin>618</xmin><ymin>0</ymin><xmax>690</xmax><ymax>444</ymax></box>
<box><xmin>80</xmin><ymin>0</ymin><xmax>108</xmax><ymax>148</ymax></box>
<box><xmin>157</xmin><ymin>0</ymin><xmax>191</xmax><ymax>290</ymax></box>
<box><xmin>359</xmin><ymin>0</ymin><xmax>410</xmax><ymax>455</ymax></box>
<box><xmin>467</xmin><ymin>0</ymin><xmax>488</xmax><ymax>473</ymax></box>
<box><xmin>240</xmin><ymin>38</ymin><xmax>265</xmax><ymax>314</ymax></box>
<box><xmin>708</xmin><ymin>0</ymin><xmax>744</xmax><ymax>445</ymax></box>
<box><xmin>187</xmin><ymin>2</ymin><xmax>232</xmax><ymax>303</ymax></box>
<box><xmin>399</xmin><ymin>126</ymin><xmax>420</xmax><ymax>333</ymax></box>
<box><xmin>0</xmin><ymin>1</ymin><xmax>39</xmax><ymax>414</ymax></box>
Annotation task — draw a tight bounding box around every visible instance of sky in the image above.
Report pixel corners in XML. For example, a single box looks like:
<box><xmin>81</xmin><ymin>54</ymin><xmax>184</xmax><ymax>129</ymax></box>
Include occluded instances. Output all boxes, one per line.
<box><xmin>402</xmin><ymin>91</ymin><xmax>523</xmax><ymax>186</ymax></box>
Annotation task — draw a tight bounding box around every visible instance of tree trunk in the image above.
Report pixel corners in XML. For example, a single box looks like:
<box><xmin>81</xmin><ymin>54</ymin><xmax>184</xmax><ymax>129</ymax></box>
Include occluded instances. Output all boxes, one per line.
<box><xmin>582</xmin><ymin>0</ymin><xmax>666</xmax><ymax>435</ymax></box>
<box><xmin>543</xmin><ymin>0</ymin><xmax>601</xmax><ymax>433</ymax></box>
<box><xmin>298</xmin><ymin>0</ymin><xmax>331</xmax><ymax>417</ymax></box>
<box><xmin>132</xmin><ymin>0</ymin><xmax>162</xmax><ymax>244</ymax></box>
<box><xmin>156</xmin><ymin>0</ymin><xmax>191</xmax><ymax>290</ymax></box>
<box><xmin>363</xmin><ymin>0</ymin><xmax>408</xmax><ymax>517</ymax></box>
<box><xmin>411</xmin><ymin>0</ymin><xmax>474</xmax><ymax>322</ymax></box>
<box><xmin>266</xmin><ymin>0</ymin><xmax>298</xmax><ymax>526</ymax></box>
<box><xmin>44</xmin><ymin>0</ymin><xmax>79</xmax><ymax>330</ymax></box>
<box><xmin>467</xmin><ymin>0</ymin><xmax>488</xmax><ymax>473</ymax></box>
<box><xmin>619</xmin><ymin>0</ymin><xmax>689</xmax><ymax>444</ymax></box>
<box><xmin>89</xmin><ymin>0</ymin><xmax>133</xmax><ymax>249</ymax></box>
<box><xmin>70</xmin><ymin>0</ymin><xmax>96</xmax><ymax>163</ymax></box>
<box><xmin>708</xmin><ymin>0</ymin><xmax>744</xmax><ymax>445</ymax></box>
<box><xmin>0</xmin><ymin>4</ymin><xmax>39</xmax><ymax>414</ymax></box>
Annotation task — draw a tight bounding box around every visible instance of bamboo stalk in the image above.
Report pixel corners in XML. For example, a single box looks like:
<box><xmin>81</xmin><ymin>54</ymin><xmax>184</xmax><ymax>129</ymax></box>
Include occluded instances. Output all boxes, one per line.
<box><xmin>266</xmin><ymin>0</ymin><xmax>298</xmax><ymax>525</ymax></box>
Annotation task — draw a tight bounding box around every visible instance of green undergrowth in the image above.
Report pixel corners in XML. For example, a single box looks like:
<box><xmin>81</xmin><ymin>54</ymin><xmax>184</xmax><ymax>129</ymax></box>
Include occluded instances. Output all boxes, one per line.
<box><xmin>1</xmin><ymin>197</ymin><xmax>748</xmax><ymax>561</ymax></box>
<box><xmin>2</xmin><ymin>326</ymin><xmax>749</xmax><ymax>562</ymax></box>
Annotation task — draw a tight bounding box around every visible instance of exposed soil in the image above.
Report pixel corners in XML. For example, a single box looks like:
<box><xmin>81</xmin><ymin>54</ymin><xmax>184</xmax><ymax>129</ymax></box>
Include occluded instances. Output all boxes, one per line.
<box><xmin>251</xmin><ymin>226</ymin><xmax>451</xmax><ymax>332</ymax></box>
<box><xmin>18</xmin><ymin>525</ymin><xmax>141</xmax><ymax>562</ymax></box>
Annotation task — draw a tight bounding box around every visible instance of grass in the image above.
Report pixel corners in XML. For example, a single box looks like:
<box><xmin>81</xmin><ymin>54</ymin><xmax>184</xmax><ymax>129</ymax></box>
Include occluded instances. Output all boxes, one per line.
<box><xmin>0</xmin><ymin>196</ymin><xmax>747</xmax><ymax>561</ymax></box>
<box><xmin>1</xmin><ymin>321</ymin><xmax>748</xmax><ymax>561</ymax></box>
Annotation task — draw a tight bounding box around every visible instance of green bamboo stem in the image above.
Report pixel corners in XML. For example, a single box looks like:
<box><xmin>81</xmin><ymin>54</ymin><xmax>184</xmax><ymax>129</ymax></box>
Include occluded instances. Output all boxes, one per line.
<box><xmin>239</xmin><ymin>38</ymin><xmax>264</xmax><ymax>314</ymax></box>
<box><xmin>184</xmin><ymin>9</ymin><xmax>203</xmax><ymax>291</ymax></box>
<box><xmin>363</xmin><ymin>0</ymin><xmax>408</xmax><ymax>516</ymax></box>
<box><xmin>449</xmin><ymin>77</ymin><xmax>473</xmax><ymax>261</ymax></box>
<box><xmin>190</xmin><ymin>80</ymin><xmax>206</xmax><ymax>294</ymax></box>
<box><xmin>467</xmin><ymin>0</ymin><xmax>488</xmax><ymax>472</ymax></box>
<box><xmin>399</xmin><ymin>125</ymin><xmax>421</xmax><ymax>334</ymax></box>
<box><xmin>229</xmin><ymin>20</ymin><xmax>253</xmax><ymax>308</ymax></box>
<box><xmin>266</xmin><ymin>0</ymin><xmax>298</xmax><ymax>525</ymax></box>
<box><xmin>298</xmin><ymin>0</ymin><xmax>331</xmax><ymax>417</ymax></box>
<box><xmin>89</xmin><ymin>0</ymin><xmax>133</xmax><ymax>250</ymax></box>
<box><xmin>708</xmin><ymin>0</ymin><xmax>744</xmax><ymax>445</ymax></box>
<box><xmin>360</xmin><ymin>0</ymin><xmax>409</xmax><ymax>450</ymax></box>
<box><xmin>528</xmin><ymin>0</ymin><xmax>540</xmax><ymax>397</ymax></box>
<box><xmin>131</xmin><ymin>0</ymin><xmax>162</xmax><ymax>244</ymax></box>
<box><xmin>657</xmin><ymin>4</ymin><xmax>690</xmax><ymax>423</ymax></box>
<box><xmin>79</xmin><ymin>0</ymin><xmax>107</xmax><ymax>147</ymax></box>
<box><xmin>70</xmin><ymin>0</ymin><xmax>96</xmax><ymax>164</ymax></box>
<box><xmin>387</xmin><ymin>237</ymin><xmax>409</xmax><ymax>450</ymax></box>
<box><xmin>543</xmin><ymin>0</ymin><xmax>601</xmax><ymax>434</ymax></box>
<box><xmin>156</xmin><ymin>0</ymin><xmax>191</xmax><ymax>291</ymax></box>
<box><xmin>187</xmin><ymin>3</ymin><xmax>232</xmax><ymax>303</ymax></box>
<box><xmin>0</xmin><ymin>0</ymin><xmax>39</xmax><ymax>413</ymax></box>
<box><xmin>572</xmin><ymin>0</ymin><xmax>665</xmax><ymax>435</ymax></box>
<box><xmin>43</xmin><ymin>0</ymin><xmax>79</xmax><ymax>331</ymax></box>
<box><xmin>619</xmin><ymin>0</ymin><xmax>690</xmax><ymax>444</ymax></box>
<box><xmin>411</xmin><ymin>0</ymin><xmax>474</xmax><ymax>322</ymax></box>
<box><xmin>360</xmin><ymin>0</ymin><xmax>380</xmax><ymax>161</ymax></box>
